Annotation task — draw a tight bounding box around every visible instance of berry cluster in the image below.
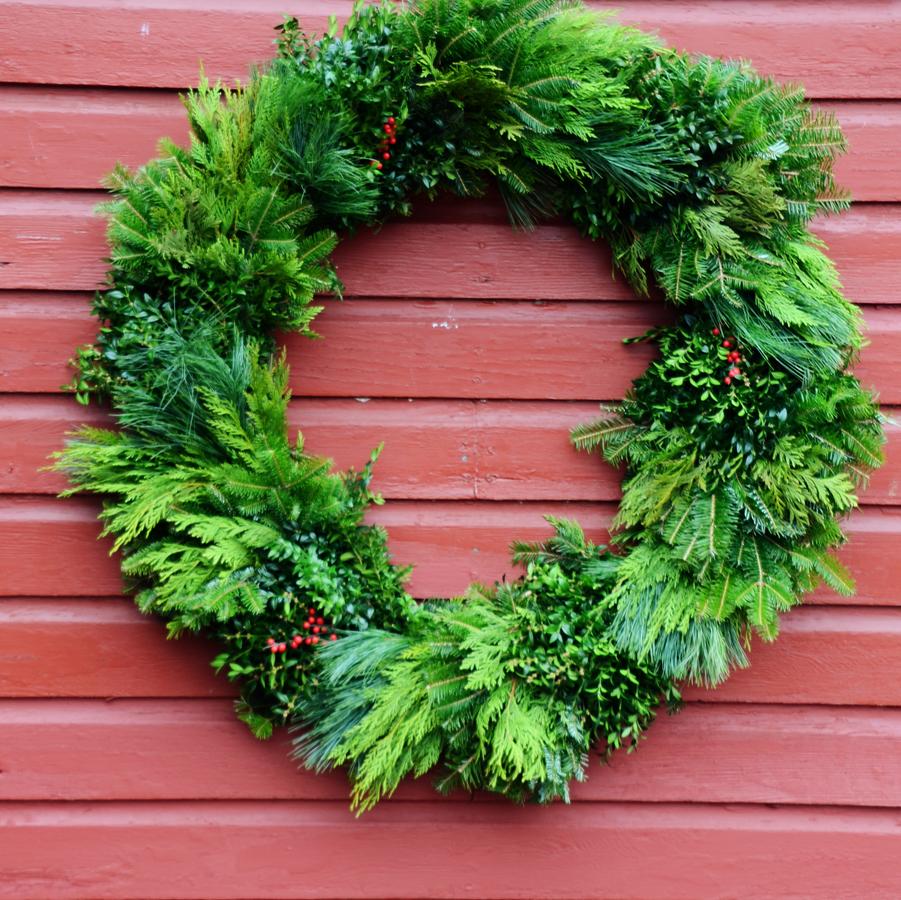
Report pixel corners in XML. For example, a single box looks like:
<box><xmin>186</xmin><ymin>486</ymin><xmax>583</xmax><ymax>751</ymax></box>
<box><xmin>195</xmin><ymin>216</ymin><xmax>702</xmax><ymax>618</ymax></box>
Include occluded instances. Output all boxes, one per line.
<box><xmin>265</xmin><ymin>607</ymin><xmax>338</xmax><ymax>654</ymax></box>
<box><xmin>370</xmin><ymin>116</ymin><xmax>397</xmax><ymax>171</ymax></box>
<box><xmin>712</xmin><ymin>327</ymin><xmax>744</xmax><ymax>386</ymax></box>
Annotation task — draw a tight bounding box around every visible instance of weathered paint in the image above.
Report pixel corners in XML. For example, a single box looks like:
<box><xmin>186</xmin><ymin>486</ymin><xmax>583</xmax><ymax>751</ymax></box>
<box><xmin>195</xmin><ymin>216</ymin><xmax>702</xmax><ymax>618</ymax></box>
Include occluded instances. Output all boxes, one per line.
<box><xmin>3</xmin><ymin>295</ymin><xmax>901</xmax><ymax>400</ymax></box>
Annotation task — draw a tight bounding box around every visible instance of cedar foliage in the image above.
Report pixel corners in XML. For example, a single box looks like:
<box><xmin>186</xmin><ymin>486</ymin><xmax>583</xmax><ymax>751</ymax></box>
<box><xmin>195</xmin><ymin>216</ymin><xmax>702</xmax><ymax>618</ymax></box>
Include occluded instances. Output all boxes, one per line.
<box><xmin>57</xmin><ymin>0</ymin><xmax>884</xmax><ymax>806</ymax></box>
<box><xmin>571</xmin><ymin>319</ymin><xmax>882</xmax><ymax>682</ymax></box>
<box><xmin>293</xmin><ymin>519</ymin><xmax>678</xmax><ymax>810</ymax></box>
<box><xmin>56</xmin><ymin>334</ymin><xmax>413</xmax><ymax>733</ymax></box>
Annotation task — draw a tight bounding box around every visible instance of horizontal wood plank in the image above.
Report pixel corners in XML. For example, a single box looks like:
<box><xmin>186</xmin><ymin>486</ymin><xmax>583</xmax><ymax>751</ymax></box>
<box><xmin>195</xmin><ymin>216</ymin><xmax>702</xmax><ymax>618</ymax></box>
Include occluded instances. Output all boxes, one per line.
<box><xmin>682</xmin><ymin>607</ymin><xmax>901</xmax><ymax>706</ymax></box>
<box><xmin>1</xmin><ymin>497</ymin><xmax>898</xmax><ymax>604</ymax></box>
<box><xmin>1</xmin><ymin>800</ymin><xmax>900</xmax><ymax>899</ymax></box>
<box><xmin>0</xmin><ymin>87</ymin><xmax>189</xmax><ymax>191</ymax></box>
<box><xmin>0</xmin><ymin>0</ymin><xmax>323</xmax><ymax>90</ymax></box>
<box><xmin>2</xmin><ymin>88</ymin><xmax>898</xmax><ymax>200</ymax></box>
<box><xmin>0</xmin><ymin>599</ymin><xmax>230</xmax><ymax>698</ymax></box>
<box><xmin>2</xmin><ymin>293</ymin><xmax>899</xmax><ymax>402</ymax></box>
<box><xmin>830</xmin><ymin>102</ymin><xmax>901</xmax><ymax>201</ymax></box>
<box><xmin>1</xmin><ymin>1</ymin><xmax>899</xmax><ymax>98</ymax></box>
<box><xmin>1</xmin><ymin>699</ymin><xmax>900</xmax><ymax>809</ymax></box>
<box><xmin>1</xmin><ymin>191</ymin><xmax>899</xmax><ymax>306</ymax></box>
<box><xmin>7</xmin><ymin>395</ymin><xmax>900</xmax><ymax>506</ymax></box>
<box><xmin>615</xmin><ymin>0</ymin><xmax>901</xmax><ymax>100</ymax></box>
<box><xmin>2</xmin><ymin>598</ymin><xmax>901</xmax><ymax>704</ymax></box>
<box><xmin>0</xmin><ymin>496</ymin><xmax>602</xmax><ymax>599</ymax></box>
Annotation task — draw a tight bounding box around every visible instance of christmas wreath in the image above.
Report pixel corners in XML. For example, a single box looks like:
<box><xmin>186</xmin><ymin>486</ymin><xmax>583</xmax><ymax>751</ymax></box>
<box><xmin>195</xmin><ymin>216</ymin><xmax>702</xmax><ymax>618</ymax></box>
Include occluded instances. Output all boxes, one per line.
<box><xmin>55</xmin><ymin>0</ymin><xmax>884</xmax><ymax>811</ymax></box>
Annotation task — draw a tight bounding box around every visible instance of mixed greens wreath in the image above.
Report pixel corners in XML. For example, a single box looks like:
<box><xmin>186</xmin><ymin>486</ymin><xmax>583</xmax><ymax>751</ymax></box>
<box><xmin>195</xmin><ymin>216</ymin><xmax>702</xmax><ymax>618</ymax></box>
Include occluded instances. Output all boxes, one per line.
<box><xmin>55</xmin><ymin>0</ymin><xmax>884</xmax><ymax>811</ymax></box>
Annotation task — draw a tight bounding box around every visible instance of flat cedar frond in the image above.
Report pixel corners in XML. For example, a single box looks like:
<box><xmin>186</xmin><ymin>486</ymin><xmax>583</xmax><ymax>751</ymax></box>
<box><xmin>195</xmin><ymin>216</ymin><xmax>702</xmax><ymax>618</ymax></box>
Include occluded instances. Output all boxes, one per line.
<box><xmin>294</xmin><ymin>548</ymin><xmax>674</xmax><ymax>807</ymax></box>
<box><xmin>570</xmin><ymin>410</ymin><xmax>641</xmax><ymax>455</ymax></box>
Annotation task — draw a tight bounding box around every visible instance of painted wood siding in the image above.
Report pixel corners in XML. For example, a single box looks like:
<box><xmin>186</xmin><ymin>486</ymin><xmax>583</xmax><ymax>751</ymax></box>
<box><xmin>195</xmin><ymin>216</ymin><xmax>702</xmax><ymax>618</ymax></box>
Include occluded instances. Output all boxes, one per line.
<box><xmin>1</xmin><ymin>2</ymin><xmax>900</xmax><ymax>897</ymax></box>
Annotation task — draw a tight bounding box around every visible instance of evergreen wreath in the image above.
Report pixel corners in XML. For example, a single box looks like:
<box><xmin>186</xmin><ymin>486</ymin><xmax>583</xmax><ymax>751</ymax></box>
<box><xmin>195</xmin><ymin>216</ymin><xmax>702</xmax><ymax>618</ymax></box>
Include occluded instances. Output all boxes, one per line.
<box><xmin>54</xmin><ymin>0</ymin><xmax>885</xmax><ymax>811</ymax></box>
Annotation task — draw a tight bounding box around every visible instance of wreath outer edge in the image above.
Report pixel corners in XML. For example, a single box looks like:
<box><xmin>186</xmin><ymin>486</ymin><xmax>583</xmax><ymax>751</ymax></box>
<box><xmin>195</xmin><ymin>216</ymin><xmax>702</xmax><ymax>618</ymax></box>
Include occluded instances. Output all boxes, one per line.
<box><xmin>53</xmin><ymin>0</ymin><xmax>885</xmax><ymax>810</ymax></box>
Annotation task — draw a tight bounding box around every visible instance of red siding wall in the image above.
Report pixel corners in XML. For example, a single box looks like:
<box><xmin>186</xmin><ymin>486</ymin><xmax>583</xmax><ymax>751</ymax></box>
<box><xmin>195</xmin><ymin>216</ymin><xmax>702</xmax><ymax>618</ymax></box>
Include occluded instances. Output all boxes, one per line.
<box><xmin>2</xmin><ymin>2</ymin><xmax>901</xmax><ymax>897</ymax></box>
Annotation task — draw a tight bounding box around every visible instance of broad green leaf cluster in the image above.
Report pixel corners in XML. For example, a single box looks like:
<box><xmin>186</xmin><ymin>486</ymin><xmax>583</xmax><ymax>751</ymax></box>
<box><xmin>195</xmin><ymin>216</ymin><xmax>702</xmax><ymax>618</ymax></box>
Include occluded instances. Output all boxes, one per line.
<box><xmin>57</xmin><ymin>0</ymin><xmax>882</xmax><ymax>806</ymax></box>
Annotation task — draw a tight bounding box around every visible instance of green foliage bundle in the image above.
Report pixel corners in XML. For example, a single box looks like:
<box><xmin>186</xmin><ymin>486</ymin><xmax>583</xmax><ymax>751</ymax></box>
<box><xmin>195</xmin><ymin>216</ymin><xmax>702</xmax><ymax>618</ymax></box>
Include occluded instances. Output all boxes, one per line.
<box><xmin>294</xmin><ymin>519</ymin><xmax>678</xmax><ymax>811</ymax></box>
<box><xmin>73</xmin><ymin>73</ymin><xmax>365</xmax><ymax>400</ymax></box>
<box><xmin>572</xmin><ymin>318</ymin><xmax>882</xmax><ymax>681</ymax></box>
<box><xmin>57</xmin><ymin>0</ymin><xmax>883</xmax><ymax>807</ymax></box>
<box><xmin>57</xmin><ymin>333</ymin><xmax>412</xmax><ymax>735</ymax></box>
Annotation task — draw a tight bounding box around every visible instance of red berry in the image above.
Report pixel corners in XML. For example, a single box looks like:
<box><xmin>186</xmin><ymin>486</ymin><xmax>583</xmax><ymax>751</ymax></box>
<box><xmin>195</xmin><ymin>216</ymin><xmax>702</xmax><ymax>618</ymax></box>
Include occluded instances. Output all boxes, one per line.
<box><xmin>315</xmin><ymin>617</ymin><xmax>323</xmax><ymax>625</ymax></box>
<box><xmin>712</xmin><ymin>328</ymin><xmax>720</xmax><ymax>336</ymax></box>
<box><xmin>387</xmin><ymin>116</ymin><xmax>396</xmax><ymax>125</ymax></box>
<box><xmin>729</xmin><ymin>368</ymin><xmax>740</xmax><ymax>377</ymax></box>
<box><xmin>382</xmin><ymin>152</ymin><xmax>390</xmax><ymax>160</ymax></box>
<box><xmin>302</xmin><ymin>621</ymin><xmax>311</xmax><ymax>630</ymax></box>
<box><xmin>266</xmin><ymin>637</ymin><xmax>275</xmax><ymax>645</ymax></box>
<box><xmin>308</xmin><ymin>608</ymin><xmax>315</xmax><ymax>615</ymax></box>
<box><xmin>311</xmin><ymin>636</ymin><xmax>320</xmax><ymax>645</ymax></box>
<box><xmin>305</xmin><ymin>637</ymin><xmax>313</xmax><ymax>645</ymax></box>
<box><xmin>389</xmin><ymin>137</ymin><xmax>397</xmax><ymax>145</ymax></box>
<box><xmin>722</xmin><ymin>340</ymin><xmax>731</xmax><ymax>348</ymax></box>
<box><xmin>270</xmin><ymin>645</ymin><xmax>278</xmax><ymax>654</ymax></box>
<box><xmin>278</xmin><ymin>643</ymin><xmax>287</xmax><ymax>653</ymax></box>
<box><xmin>383</xmin><ymin>124</ymin><xmax>392</xmax><ymax>133</ymax></box>
<box><xmin>376</xmin><ymin>163</ymin><xmax>383</xmax><ymax>170</ymax></box>
<box><xmin>313</xmin><ymin>626</ymin><xmax>321</xmax><ymax>634</ymax></box>
<box><xmin>330</xmin><ymin>634</ymin><xmax>338</xmax><ymax>641</ymax></box>
<box><xmin>724</xmin><ymin>377</ymin><xmax>732</xmax><ymax>385</ymax></box>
